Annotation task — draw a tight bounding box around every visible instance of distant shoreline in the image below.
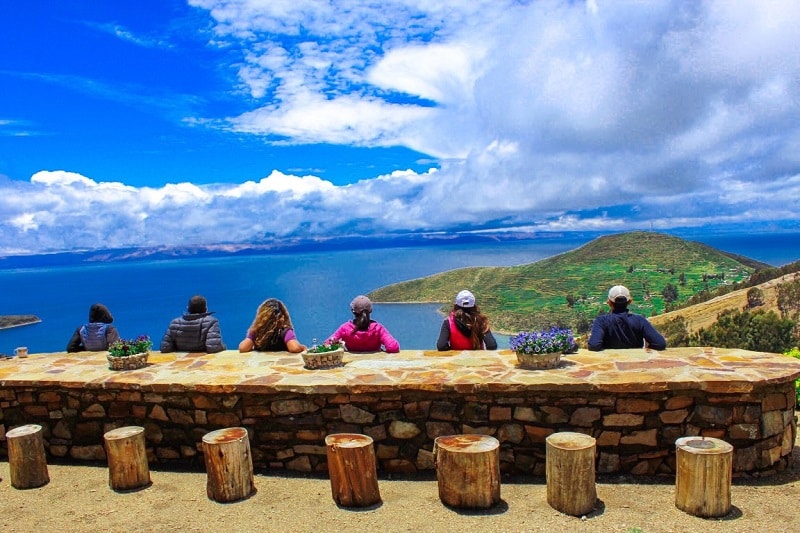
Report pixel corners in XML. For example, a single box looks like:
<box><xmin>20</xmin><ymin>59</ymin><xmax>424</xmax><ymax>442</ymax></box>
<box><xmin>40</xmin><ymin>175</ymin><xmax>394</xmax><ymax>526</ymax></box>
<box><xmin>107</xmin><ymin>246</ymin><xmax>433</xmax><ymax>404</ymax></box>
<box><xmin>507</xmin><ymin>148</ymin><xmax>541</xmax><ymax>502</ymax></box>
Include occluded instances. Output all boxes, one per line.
<box><xmin>0</xmin><ymin>315</ymin><xmax>41</xmax><ymax>330</ymax></box>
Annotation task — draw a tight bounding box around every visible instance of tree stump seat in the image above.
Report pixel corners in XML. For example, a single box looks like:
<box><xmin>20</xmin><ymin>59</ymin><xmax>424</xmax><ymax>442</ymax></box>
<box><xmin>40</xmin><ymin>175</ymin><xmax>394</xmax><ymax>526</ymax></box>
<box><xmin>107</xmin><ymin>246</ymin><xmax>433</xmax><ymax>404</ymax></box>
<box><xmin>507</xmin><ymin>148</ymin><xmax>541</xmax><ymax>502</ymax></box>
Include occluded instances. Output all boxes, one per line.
<box><xmin>433</xmin><ymin>434</ymin><xmax>501</xmax><ymax>509</ymax></box>
<box><xmin>675</xmin><ymin>436</ymin><xmax>733</xmax><ymax>518</ymax></box>
<box><xmin>325</xmin><ymin>433</ymin><xmax>381</xmax><ymax>507</ymax></box>
<box><xmin>546</xmin><ymin>431</ymin><xmax>597</xmax><ymax>516</ymax></box>
<box><xmin>202</xmin><ymin>427</ymin><xmax>255</xmax><ymax>503</ymax></box>
<box><xmin>103</xmin><ymin>426</ymin><xmax>151</xmax><ymax>491</ymax></box>
<box><xmin>7</xmin><ymin>424</ymin><xmax>50</xmax><ymax>490</ymax></box>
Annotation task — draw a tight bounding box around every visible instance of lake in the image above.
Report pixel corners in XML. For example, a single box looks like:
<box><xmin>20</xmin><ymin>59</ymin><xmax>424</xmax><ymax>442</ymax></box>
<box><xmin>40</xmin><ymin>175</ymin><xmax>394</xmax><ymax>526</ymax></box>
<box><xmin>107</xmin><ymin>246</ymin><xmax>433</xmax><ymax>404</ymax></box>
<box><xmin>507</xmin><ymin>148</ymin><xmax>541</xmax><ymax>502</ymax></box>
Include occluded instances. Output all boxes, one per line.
<box><xmin>1</xmin><ymin>231</ymin><xmax>798</xmax><ymax>354</ymax></box>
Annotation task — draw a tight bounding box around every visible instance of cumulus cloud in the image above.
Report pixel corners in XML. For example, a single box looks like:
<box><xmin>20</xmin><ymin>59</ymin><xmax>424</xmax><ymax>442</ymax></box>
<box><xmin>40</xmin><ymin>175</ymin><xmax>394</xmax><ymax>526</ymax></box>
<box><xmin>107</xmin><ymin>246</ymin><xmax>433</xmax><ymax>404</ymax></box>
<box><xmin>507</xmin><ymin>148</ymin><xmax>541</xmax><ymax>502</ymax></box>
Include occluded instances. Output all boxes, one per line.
<box><xmin>189</xmin><ymin>1</ymin><xmax>800</xmax><ymax>214</ymax></box>
<box><xmin>3</xmin><ymin>0</ymin><xmax>800</xmax><ymax>254</ymax></box>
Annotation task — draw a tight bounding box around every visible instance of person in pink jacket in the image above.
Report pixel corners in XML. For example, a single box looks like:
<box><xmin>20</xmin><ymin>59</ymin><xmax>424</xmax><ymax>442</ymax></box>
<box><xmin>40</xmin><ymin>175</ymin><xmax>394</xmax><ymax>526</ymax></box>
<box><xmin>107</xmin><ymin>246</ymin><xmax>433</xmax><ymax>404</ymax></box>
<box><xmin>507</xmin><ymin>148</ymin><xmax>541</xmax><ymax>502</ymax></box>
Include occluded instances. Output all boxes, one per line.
<box><xmin>326</xmin><ymin>295</ymin><xmax>400</xmax><ymax>353</ymax></box>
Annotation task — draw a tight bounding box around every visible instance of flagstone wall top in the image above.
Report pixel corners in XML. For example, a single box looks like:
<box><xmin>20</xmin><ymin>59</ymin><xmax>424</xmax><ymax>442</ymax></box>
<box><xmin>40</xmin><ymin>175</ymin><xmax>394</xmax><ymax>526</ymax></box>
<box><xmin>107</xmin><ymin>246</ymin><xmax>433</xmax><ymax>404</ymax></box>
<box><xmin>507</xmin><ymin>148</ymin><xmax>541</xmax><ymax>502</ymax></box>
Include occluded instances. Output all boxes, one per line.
<box><xmin>2</xmin><ymin>347</ymin><xmax>799</xmax><ymax>395</ymax></box>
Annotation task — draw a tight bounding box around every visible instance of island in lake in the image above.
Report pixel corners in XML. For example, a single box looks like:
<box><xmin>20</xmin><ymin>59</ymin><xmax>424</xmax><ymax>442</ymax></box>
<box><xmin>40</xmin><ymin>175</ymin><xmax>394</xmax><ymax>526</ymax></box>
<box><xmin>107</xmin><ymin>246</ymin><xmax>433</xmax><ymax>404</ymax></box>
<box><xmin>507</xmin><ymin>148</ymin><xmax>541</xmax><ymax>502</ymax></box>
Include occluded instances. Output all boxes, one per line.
<box><xmin>0</xmin><ymin>315</ymin><xmax>41</xmax><ymax>330</ymax></box>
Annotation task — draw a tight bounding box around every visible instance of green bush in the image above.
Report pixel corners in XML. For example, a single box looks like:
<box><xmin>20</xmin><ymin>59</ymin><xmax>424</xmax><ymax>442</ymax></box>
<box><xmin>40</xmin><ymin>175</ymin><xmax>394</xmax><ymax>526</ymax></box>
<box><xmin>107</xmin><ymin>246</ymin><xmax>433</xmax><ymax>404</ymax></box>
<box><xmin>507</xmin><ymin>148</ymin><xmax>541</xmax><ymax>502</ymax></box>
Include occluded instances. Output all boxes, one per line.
<box><xmin>691</xmin><ymin>309</ymin><xmax>796</xmax><ymax>354</ymax></box>
<box><xmin>786</xmin><ymin>347</ymin><xmax>800</xmax><ymax>405</ymax></box>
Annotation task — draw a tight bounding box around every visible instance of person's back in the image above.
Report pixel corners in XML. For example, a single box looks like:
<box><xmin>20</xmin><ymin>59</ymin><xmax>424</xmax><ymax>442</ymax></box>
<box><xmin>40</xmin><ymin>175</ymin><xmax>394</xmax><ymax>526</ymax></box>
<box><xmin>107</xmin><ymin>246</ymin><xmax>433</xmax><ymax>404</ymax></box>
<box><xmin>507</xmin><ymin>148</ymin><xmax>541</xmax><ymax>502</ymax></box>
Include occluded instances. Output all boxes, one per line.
<box><xmin>436</xmin><ymin>290</ymin><xmax>498</xmax><ymax>350</ymax></box>
<box><xmin>67</xmin><ymin>303</ymin><xmax>120</xmax><ymax>352</ymax></box>
<box><xmin>588</xmin><ymin>285</ymin><xmax>666</xmax><ymax>351</ymax></box>
<box><xmin>161</xmin><ymin>295</ymin><xmax>226</xmax><ymax>353</ymax></box>
<box><xmin>328</xmin><ymin>296</ymin><xmax>400</xmax><ymax>353</ymax></box>
<box><xmin>80</xmin><ymin>322</ymin><xmax>111</xmax><ymax>350</ymax></box>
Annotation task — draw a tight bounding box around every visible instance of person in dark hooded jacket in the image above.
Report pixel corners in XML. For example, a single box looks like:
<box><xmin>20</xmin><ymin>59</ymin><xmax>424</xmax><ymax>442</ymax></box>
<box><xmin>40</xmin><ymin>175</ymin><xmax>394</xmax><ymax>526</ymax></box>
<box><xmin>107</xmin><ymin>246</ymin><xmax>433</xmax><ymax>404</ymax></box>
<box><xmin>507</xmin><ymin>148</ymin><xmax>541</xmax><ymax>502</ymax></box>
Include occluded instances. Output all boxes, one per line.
<box><xmin>67</xmin><ymin>303</ymin><xmax>121</xmax><ymax>352</ymax></box>
<box><xmin>160</xmin><ymin>295</ymin><xmax>226</xmax><ymax>353</ymax></box>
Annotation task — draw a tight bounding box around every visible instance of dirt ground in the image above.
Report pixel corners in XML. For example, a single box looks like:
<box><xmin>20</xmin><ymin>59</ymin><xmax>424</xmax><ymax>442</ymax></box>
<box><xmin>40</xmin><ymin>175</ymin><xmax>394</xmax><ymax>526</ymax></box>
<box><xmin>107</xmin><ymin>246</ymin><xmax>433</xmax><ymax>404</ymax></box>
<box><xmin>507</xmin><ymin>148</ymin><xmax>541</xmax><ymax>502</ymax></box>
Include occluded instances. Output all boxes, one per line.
<box><xmin>2</xmin><ymin>437</ymin><xmax>799</xmax><ymax>533</ymax></box>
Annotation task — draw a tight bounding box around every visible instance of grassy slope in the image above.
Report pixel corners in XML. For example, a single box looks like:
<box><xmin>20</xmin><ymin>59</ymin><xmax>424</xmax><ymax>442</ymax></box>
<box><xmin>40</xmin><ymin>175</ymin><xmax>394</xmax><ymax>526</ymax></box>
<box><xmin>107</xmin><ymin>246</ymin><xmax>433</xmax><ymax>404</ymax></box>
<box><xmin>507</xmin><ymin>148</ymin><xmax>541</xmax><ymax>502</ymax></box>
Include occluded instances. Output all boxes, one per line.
<box><xmin>649</xmin><ymin>270</ymin><xmax>800</xmax><ymax>334</ymax></box>
<box><xmin>368</xmin><ymin>231</ymin><xmax>756</xmax><ymax>333</ymax></box>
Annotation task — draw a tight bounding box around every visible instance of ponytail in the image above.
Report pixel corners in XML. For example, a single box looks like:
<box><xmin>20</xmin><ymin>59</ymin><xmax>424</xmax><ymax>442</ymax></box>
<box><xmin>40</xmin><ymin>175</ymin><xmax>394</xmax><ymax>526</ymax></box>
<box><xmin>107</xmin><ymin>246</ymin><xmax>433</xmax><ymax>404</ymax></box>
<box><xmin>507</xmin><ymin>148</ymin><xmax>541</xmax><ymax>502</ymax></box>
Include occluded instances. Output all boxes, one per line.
<box><xmin>353</xmin><ymin>310</ymin><xmax>371</xmax><ymax>331</ymax></box>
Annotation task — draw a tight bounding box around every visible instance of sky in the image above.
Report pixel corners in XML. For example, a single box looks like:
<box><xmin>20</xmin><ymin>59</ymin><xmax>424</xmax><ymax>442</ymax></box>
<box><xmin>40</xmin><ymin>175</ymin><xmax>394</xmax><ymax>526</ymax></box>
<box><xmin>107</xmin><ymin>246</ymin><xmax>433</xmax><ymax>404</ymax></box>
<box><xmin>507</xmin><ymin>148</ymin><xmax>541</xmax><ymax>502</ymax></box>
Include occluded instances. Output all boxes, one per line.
<box><xmin>1</xmin><ymin>0</ymin><xmax>799</xmax><ymax>256</ymax></box>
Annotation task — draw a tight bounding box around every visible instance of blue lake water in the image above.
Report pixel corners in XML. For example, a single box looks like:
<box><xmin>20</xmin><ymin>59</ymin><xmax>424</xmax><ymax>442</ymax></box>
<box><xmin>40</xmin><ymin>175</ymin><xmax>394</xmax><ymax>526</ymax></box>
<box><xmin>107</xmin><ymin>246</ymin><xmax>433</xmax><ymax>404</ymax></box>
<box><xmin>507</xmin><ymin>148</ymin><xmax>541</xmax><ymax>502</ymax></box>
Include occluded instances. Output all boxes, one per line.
<box><xmin>1</xmin><ymin>231</ymin><xmax>798</xmax><ymax>354</ymax></box>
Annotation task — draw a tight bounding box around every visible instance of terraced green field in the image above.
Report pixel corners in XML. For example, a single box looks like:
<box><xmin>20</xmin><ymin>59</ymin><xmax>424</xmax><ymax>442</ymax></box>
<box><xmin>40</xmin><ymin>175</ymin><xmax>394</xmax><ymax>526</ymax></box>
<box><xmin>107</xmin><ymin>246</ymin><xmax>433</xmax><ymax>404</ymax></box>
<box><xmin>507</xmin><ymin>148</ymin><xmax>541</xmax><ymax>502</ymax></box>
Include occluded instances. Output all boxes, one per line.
<box><xmin>368</xmin><ymin>232</ymin><xmax>761</xmax><ymax>334</ymax></box>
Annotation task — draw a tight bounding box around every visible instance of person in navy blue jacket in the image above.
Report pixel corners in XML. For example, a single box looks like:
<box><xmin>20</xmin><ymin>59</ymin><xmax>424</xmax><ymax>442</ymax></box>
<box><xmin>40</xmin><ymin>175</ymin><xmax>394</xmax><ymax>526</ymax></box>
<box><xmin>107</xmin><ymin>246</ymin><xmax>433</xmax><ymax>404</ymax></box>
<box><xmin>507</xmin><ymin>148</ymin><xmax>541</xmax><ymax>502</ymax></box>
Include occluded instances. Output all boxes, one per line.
<box><xmin>588</xmin><ymin>285</ymin><xmax>667</xmax><ymax>351</ymax></box>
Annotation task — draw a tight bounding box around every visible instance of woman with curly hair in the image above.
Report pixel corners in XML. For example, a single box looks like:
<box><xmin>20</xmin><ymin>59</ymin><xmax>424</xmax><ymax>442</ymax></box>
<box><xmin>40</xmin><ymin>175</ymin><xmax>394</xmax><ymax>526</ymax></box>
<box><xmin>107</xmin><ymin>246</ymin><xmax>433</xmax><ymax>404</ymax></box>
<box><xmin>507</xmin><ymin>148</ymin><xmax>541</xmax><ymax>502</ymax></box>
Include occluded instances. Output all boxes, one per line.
<box><xmin>238</xmin><ymin>298</ymin><xmax>306</xmax><ymax>353</ymax></box>
<box><xmin>436</xmin><ymin>289</ymin><xmax>497</xmax><ymax>351</ymax></box>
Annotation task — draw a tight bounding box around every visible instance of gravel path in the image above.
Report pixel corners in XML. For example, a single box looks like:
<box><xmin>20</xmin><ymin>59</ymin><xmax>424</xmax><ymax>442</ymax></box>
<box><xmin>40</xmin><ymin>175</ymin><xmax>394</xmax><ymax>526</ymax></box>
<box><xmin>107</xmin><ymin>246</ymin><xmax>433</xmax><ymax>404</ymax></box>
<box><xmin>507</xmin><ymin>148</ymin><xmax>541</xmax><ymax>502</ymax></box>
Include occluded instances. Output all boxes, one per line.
<box><xmin>2</xmin><ymin>437</ymin><xmax>798</xmax><ymax>533</ymax></box>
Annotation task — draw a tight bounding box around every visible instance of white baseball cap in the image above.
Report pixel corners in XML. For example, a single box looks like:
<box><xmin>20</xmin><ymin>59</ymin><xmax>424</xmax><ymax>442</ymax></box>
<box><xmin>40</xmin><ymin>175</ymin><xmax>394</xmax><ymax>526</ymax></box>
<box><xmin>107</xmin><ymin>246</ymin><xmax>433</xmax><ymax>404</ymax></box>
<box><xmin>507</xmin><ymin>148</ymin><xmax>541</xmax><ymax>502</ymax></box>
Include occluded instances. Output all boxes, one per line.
<box><xmin>608</xmin><ymin>285</ymin><xmax>631</xmax><ymax>302</ymax></box>
<box><xmin>455</xmin><ymin>289</ymin><xmax>476</xmax><ymax>308</ymax></box>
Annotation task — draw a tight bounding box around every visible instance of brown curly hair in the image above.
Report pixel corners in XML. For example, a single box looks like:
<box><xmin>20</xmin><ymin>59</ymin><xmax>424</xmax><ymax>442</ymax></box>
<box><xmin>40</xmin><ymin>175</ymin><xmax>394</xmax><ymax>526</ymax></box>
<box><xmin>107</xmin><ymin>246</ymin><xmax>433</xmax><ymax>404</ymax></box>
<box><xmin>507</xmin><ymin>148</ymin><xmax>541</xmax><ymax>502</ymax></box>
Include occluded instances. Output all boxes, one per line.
<box><xmin>250</xmin><ymin>298</ymin><xmax>294</xmax><ymax>350</ymax></box>
<box><xmin>452</xmin><ymin>305</ymin><xmax>491</xmax><ymax>349</ymax></box>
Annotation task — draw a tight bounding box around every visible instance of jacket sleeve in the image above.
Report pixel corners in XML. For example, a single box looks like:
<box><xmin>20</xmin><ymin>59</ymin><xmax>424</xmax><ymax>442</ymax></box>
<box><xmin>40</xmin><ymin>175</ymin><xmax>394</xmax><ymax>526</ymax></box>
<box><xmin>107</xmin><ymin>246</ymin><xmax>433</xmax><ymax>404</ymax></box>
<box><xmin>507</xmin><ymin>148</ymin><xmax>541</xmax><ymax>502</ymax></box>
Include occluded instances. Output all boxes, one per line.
<box><xmin>205</xmin><ymin>319</ymin><xmax>226</xmax><ymax>353</ymax></box>
<box><xmin>378</xmin><ymin>324</ymin><xmax>400</xmax><ymax>353</ymax></box>
<box><xmin>587</xmin><ymin>317</ymin><xmax>605</xmax><ymax>351</ymax></box>
<box><xmin>483</xmin><ymin>330</ymin><xmax>498</xmax><ymax>350</ymax></box>
<box><xmin>326</xmin><ymin>323</ymin><xmax>349</xmax><ymax>345</ymax></box>
<box><xmin>106</xmin><ymin>325</ymin><xmax>121</xmax><ymax>346</ymax></box>
<box><xmin>642</xmin><ymin>319</ymin><xmax>667</xmax><ymax>351</ymax></box>
<box><xmin>160</xmin><ymin>322</ymin><xmax>176</xmax><ymax>353</ymax></box>
<box><xmin>436</xmin><ymin>319</ymin><xmax>451</xmax><ymax>351</ymax></box>
<box><xmin>66</xmin><ymin>327</ymin><xmax>83</xmax><ymax>353</ymax></box>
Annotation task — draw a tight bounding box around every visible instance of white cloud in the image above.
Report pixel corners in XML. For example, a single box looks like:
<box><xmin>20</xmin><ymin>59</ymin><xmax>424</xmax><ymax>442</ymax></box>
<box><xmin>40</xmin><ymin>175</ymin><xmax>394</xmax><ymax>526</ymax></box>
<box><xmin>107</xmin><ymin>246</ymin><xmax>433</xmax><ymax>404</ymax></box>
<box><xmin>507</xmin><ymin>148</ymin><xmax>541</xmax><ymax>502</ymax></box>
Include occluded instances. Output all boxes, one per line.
<box><xmin>5</xmin><ymin>1</ymin><xmax>800</xmax><ymax>254</ymax></box>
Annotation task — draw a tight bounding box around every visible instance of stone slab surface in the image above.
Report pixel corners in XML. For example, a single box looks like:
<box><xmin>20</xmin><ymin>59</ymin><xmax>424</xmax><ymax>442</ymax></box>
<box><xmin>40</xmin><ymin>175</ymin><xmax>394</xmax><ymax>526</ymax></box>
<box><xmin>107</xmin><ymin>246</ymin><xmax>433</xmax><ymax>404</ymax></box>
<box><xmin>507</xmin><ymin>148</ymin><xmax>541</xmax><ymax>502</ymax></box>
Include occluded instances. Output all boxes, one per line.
<box><xmin>1</xmin><ymin>347</ymin><xmax>798</xmax><ymax>395</ymax></box>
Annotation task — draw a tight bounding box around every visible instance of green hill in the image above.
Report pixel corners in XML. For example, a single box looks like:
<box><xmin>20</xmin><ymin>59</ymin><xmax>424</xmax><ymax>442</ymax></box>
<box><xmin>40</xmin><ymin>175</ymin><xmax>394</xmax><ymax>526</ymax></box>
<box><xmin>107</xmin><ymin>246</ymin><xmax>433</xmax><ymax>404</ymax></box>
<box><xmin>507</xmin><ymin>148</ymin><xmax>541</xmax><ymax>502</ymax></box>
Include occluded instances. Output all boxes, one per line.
<box><xmin>368</xmin><ymin>231</ymin><xmax>762</xmax><ymax>334</ymax></box>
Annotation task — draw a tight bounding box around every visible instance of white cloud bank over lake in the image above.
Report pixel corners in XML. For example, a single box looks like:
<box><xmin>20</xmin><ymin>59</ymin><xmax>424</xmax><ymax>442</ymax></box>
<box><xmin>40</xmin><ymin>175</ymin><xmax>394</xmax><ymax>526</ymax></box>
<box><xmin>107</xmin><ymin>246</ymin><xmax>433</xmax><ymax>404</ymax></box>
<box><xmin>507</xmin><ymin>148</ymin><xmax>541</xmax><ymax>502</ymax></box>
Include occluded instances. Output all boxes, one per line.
<box><xmin>2</xmin><ymin>0</ymin><xmax>800</xmax><ymax>254</ymax></box>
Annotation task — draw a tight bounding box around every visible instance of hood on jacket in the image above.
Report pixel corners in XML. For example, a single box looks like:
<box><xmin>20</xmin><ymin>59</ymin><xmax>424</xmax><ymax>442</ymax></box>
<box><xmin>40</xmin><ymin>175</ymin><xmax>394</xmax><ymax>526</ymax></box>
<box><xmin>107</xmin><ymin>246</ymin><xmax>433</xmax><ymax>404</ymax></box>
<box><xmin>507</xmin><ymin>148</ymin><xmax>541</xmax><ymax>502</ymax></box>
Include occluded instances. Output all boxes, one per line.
<box><xmin>89</xmin><ymin>303</ymin><xmax>114</xmax><ymax>324</ymax></box>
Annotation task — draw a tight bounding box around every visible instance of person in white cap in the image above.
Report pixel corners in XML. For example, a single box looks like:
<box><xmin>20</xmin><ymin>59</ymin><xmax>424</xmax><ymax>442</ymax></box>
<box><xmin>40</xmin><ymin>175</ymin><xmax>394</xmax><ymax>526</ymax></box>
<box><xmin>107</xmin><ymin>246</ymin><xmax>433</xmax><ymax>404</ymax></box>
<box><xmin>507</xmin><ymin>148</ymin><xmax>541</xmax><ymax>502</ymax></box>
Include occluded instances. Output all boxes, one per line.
<box><xmin>325</xmin><ymin>295</ymin><xmax>400</xmax><ymax>353</ymax></box>
<box><xmin>436</xmin><ymin>289</ymin><xmax>498</xmax><ymax>350</ymax></box>
<box><xmin>587</xmin><ymin>285</ymin><xmax>666</xmax><ymax>351</ymax></box>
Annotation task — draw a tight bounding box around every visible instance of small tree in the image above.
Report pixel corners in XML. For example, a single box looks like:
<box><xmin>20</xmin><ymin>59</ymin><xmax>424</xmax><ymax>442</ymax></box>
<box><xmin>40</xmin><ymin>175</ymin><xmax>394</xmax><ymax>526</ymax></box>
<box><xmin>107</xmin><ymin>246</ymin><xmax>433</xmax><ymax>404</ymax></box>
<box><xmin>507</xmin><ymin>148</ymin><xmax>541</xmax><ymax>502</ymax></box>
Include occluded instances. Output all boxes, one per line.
<box><xmin>746</xmin><ymin>287</ymin><xmax>764</xmax><ymax>308</ymax></box>
<box><xmin>776</xmin><ymin>279</ymin><xmax>800</xmax><ymax>318</ymax></box>
<box><xmin>662</xmin><ymin>283</ymin><xmax>679</xmax><ymax>303</ymax></box>
<box><xmin>660</xmin><ymin>316</ymin><xmax>689</xmax><ymax>347</ymax></box>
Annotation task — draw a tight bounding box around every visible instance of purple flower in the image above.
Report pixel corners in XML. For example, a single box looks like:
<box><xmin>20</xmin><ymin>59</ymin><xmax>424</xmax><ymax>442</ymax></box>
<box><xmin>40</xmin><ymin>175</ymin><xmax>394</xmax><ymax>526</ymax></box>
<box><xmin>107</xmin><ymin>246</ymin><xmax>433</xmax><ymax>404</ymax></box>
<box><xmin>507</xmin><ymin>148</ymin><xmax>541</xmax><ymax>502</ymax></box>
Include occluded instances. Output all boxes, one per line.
<box><xmin>109</xmin><ymin>335</ymin><xmax>153</xmax><ymax>357</ymax></box>
<box><xmin>509</xmin><ymin>327</ymin><xmax>574</xmax><ymax>355</ymax></box>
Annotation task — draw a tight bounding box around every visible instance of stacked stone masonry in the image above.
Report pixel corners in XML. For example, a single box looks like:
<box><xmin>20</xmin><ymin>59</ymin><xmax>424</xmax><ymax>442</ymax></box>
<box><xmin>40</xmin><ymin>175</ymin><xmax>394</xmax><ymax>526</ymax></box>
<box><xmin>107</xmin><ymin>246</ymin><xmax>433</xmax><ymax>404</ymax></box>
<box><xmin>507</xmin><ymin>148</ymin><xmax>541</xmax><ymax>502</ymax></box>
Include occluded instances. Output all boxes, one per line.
<box><xmin>1</xmin><ymin>347</ymin><xmax>798</xmax><ymax>477</ymax></box>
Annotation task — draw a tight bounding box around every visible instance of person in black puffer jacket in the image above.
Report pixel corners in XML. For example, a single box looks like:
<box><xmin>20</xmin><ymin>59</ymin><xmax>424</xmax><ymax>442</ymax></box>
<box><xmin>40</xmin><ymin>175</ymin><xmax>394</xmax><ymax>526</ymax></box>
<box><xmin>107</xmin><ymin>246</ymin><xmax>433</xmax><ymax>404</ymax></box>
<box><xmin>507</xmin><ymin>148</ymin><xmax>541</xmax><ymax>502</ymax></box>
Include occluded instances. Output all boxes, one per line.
<box><xmin>160</xmin><ymin>295</ymin><xmax>226</xmax><ymax>353</ymax></box>
<box><xmin>67</xmin><ymin>303</ymin><xmax>121</xmax><ymax>352</ymax></box>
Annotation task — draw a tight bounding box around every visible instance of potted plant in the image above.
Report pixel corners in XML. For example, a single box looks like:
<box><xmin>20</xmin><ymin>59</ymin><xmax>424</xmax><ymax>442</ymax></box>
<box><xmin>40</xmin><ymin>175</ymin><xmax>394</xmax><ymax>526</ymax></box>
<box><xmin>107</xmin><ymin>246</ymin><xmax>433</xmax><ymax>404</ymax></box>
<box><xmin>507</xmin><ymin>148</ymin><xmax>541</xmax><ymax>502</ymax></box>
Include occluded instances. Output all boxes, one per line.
<box><xmin>301</xmin><ymin>338</ymin><xmax>345</xmax><ymax>369</ymax></box>
<box><xmin>509</xmin><ymin>327</ymin><xmax>575</xmax><ymax>369</ymax></box>
<box><xmin>107</xmin><ymin>335</ymin><xmax>152</xmax><ymax>371</ymax></box>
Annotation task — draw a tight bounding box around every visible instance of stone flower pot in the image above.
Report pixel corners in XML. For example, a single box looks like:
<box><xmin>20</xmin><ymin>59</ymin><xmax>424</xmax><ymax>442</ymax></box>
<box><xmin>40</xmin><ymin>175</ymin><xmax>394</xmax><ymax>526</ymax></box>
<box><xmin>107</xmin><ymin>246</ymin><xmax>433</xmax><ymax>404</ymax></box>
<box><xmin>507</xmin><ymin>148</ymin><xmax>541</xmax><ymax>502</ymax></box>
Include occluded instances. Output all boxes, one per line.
<box><xmin>301</xmin><ymin>347</ymin><xmax>344</xmax><ymax>369</ymax></box>
<box><xmin>107</xmin><ymin>351</ymin><xmax>149</xmax><ymax>371</ymax></box>
<box><xmin>515</xmin><ymin>350</ymin><xmax>562</xmax><ymax>369</ymax></box>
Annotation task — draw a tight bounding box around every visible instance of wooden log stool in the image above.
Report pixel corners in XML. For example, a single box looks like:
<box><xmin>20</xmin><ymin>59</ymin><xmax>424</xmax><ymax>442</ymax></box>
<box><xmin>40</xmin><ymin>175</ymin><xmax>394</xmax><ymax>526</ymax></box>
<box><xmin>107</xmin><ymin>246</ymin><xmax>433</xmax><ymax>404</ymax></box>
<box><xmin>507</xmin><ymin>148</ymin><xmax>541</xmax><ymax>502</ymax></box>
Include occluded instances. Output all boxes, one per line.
<box><xmin>545</xmin><ymin>432</ymin><xmax>597</xmax><ymax>516</ymax></box>
<box><xmin>325</xmin><ymin>433</ymin><xmax>381</xmax><ymax>507</ymax></box>
<box><xmin>675</xmin><ymin>436</ymin><xmax>733</xmax><ymax>518</ymax></box>
<box><xmin>103</xmin><ymin>426</ymin><xmax>151</xmax><ymax>491</ymax></box>
<box><xmin>201</xmin><ymin>427</ymin><xmax>255</xmax><ymax>503</ymax></box>
<box><xmin>433</xmin><ymin>434</ymin><xmax>501</xmax><ymax>509</ymax></box>
<box><xmin>7</xmin><ymin>424</ymin><xmax>50</xmax><ymax>489</ymax></box>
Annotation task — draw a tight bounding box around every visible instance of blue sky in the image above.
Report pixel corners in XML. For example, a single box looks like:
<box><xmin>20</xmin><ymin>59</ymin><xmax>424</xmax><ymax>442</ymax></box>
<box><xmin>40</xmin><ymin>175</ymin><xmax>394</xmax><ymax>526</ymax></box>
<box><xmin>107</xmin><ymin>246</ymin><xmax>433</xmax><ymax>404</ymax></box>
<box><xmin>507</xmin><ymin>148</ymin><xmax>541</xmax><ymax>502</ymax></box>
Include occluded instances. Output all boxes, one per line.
<box><xmin>1</xmin><ymin>0</ymin><xmax>799</xmax><ymax>255</ymax></box>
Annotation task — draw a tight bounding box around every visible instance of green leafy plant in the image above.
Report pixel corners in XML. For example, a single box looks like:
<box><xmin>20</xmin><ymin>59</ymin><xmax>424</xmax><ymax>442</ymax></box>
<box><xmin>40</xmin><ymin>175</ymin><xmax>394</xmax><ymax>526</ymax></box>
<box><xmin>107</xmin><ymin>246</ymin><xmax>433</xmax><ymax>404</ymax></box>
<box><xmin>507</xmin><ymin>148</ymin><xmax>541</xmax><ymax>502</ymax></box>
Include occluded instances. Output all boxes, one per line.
<box><xmin>509</xmin><ymin>327</ymin><xmax>575</xmax><ymax>355</ymax></box>
<box><xmin>108</xmin><ymin>335</ymin><xmax>152</xmax><ymax>357</ymax></box>
<box><xmin>786</xmin><ymin>346</ymin><xmax>800</xmax><ymax>404</ymax></box>
<box><xmin>306</xmin><ymin>338</ymin><xmax>344</xmax><ymax>354</ymax></box>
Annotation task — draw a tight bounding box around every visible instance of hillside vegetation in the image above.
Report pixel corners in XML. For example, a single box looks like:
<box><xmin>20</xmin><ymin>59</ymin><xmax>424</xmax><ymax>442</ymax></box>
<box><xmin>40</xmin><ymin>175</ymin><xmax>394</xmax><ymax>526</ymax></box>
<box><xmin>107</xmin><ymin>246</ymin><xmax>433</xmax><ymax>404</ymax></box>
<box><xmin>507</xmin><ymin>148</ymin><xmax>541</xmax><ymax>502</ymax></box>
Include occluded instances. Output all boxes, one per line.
<box><xmin>0</xmin><ymin>314</ymin><xmax>41</xmax><ymax>330</ymax></box>
<box><xmin>368</xmin><ymin>232</ymin><xmax>759</xmax><ymax>334</ymax></box>
<box><xmin>650</xmin><ymin>271</ymin><xmax>800</xmax><ymax>335</ymax></box>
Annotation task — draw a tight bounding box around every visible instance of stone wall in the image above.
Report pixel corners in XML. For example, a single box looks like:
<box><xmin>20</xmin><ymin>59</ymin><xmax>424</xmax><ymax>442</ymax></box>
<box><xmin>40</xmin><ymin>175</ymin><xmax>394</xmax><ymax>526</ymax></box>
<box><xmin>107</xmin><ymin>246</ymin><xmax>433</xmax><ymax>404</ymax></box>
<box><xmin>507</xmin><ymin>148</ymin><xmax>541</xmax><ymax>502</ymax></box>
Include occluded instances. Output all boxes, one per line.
<box><xmin>1</xmin><ymin>382</ymin><xmax>795</xmax><ymax>477</ymax></box>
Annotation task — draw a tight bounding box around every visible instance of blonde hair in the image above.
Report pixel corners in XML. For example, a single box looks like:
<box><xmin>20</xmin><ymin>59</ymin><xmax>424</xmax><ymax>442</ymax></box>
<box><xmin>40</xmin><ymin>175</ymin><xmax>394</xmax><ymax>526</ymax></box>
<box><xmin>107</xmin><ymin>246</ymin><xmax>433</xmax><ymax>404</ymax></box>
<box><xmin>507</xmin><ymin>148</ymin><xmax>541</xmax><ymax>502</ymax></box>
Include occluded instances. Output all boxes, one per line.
<box><xmin>251</xmin><ymin>298</ymin><xmax>293</xmax><ymax>350</ymax></box>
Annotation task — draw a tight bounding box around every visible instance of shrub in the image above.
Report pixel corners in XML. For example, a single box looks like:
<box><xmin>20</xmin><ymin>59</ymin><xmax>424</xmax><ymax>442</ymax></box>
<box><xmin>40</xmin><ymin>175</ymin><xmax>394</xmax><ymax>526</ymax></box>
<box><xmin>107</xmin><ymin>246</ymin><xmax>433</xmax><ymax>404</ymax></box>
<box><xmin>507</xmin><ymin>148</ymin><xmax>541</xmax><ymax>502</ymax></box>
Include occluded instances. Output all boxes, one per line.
<box><xmin>786</xmin><ymin>347</ymin><xmax>800</xmax><ymax>405</ymax></box>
